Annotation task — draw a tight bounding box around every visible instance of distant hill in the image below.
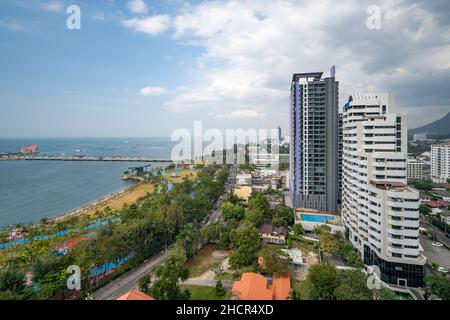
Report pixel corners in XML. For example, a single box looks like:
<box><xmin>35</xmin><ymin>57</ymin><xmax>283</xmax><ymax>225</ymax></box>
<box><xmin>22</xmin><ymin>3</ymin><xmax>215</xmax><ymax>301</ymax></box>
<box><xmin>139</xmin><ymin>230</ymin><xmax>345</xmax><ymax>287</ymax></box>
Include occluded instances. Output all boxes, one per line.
<box><xmin>409</xmin><ymin>112</ymin><xmax>450</xmax><ymax>137</ymax></box>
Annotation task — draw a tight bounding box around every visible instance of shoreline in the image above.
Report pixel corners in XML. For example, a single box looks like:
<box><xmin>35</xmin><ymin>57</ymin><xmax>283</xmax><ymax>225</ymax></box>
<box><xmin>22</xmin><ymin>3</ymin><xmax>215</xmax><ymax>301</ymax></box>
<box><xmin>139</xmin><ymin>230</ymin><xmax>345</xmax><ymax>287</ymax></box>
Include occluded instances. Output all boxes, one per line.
<box><xmin>0</xmin><ymin>162</ymin><xmax>181</xmax><ymax>230</ymax></box>
<box><xmin>52</xmin><ymin>181</ymin><xmax>143</xmax><ymax>223</ymax></box>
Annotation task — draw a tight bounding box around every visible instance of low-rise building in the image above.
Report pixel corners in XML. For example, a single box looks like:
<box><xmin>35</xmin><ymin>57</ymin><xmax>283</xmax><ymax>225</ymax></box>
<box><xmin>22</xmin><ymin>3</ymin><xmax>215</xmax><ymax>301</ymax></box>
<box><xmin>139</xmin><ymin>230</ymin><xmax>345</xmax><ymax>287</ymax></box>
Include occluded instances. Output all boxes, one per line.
<box><xmin>117</xmin><ymin>290</ymin><xmax>155</xmax><ymax>300</ymax></box>
<box><xmin>258</xmin><ymin>223</ymin><xmax>288</xmax><ymax>244</ymax></box>
<box><xmin>440</xmin><ymin>210</ymin><xmax>450</xmax><ymax>225</ymax></box>
<box><xmin>232</xmin><ymin>272</ymin><xmax>291</xmax><ymax>300</ymax></box>
<box><xmin>407</xmin><ymin>158</ymin><xmax>424</xmax><ymax>180</ymax></box>
<box><xmin>21</xmin><ymin>144</ymin><xmax>38</xmax><ymax>154</ymax></box>
<box><xmin>281</xmin><ymin>248</ymin><xmax>306</xmax><ymax>266</ymax></box>
<box><xmin>236</xmin><ymin>172</ymin><xmax>252</xmax><ymax>186</ymax></box>
<box><xmin>425</xmin><ymin>200</ymin><xmax>450</xmax><ymax>215</ymax></box>
<box><xmin>233</xmin><ymin>185</ymin><xmax>252</xmax><ymax>203</ymax></box>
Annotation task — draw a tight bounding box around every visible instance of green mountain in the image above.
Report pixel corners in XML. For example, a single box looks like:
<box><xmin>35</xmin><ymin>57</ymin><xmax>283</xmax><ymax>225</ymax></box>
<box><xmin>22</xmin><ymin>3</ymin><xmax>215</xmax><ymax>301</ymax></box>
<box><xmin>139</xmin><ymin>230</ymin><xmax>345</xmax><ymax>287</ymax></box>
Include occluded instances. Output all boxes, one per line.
<box><xmin>409</xmin><ymin>112</ymin><xmax>450</xmax><ymax>137</ymax></box>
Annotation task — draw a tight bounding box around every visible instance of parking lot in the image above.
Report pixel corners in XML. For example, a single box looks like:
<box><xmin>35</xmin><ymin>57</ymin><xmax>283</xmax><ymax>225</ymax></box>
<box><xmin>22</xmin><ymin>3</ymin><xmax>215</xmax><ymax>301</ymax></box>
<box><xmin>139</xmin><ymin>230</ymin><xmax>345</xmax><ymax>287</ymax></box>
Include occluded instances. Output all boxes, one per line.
<box><xmin>420</xmin><ymin>234</ymin><xmax>450</xmax><ymax>269</ymax></box>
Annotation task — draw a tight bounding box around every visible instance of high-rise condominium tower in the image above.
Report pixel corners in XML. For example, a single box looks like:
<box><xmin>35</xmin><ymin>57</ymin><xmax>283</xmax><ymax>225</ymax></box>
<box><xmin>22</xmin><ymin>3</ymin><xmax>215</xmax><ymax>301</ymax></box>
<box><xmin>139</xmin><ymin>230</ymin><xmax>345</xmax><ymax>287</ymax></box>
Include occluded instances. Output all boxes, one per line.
<box><xmin>289</xmin><ymin>70</ymin><xmax>340</xmax><ymax>213</ymax></box>
<box><xmin>342</xmin><ymin>93</ymin><xmax>425</xmax><ymax>288</ymax></box>
<box><xmin>431</xmin><ymin>142</ymin><xmax>450</xmax><ymax>183</ymax></box>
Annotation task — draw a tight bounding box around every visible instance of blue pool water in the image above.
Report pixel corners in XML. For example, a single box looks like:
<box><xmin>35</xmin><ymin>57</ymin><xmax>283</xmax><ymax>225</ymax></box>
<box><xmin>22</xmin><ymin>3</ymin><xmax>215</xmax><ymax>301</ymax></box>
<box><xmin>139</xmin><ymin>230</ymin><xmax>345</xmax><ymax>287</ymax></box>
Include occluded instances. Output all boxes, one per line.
<box><xmin>301</xmin><ymin>214</ymin><xmax>336</xmax><ymax>223</ymax></box>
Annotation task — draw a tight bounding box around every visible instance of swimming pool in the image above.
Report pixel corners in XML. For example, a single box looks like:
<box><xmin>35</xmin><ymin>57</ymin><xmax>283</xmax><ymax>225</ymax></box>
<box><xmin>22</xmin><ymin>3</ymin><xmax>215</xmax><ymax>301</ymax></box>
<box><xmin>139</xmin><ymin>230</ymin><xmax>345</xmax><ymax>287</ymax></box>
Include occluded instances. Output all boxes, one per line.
<box><xmin>300</xmin><ymin>214</ymin><xmax>336</xmax><ymax>223</ymax></box>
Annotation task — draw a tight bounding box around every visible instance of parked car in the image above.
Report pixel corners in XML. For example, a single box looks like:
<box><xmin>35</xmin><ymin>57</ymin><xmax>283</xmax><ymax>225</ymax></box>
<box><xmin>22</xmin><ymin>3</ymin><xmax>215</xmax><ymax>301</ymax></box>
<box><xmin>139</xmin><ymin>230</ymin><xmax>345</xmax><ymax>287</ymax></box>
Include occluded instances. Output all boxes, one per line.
<box><xmin>437</xmin><ymin>267</ymin><xmax>449</xmax><ymax>273</ymax></box>
<box><xmin>431</xmin><ymin>242</ymin><xmax>444</xmax><ymax>247</ymax></box>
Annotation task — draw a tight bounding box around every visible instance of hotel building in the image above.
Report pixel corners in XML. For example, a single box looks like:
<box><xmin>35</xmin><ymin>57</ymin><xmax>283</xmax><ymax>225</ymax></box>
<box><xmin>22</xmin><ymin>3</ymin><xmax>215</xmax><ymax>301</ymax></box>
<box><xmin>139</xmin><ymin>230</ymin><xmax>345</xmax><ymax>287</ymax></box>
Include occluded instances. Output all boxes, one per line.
<box><xmin>341</xmin><ymin>93</ymin><xmax>425</xmax><ymax>288</ymax></box>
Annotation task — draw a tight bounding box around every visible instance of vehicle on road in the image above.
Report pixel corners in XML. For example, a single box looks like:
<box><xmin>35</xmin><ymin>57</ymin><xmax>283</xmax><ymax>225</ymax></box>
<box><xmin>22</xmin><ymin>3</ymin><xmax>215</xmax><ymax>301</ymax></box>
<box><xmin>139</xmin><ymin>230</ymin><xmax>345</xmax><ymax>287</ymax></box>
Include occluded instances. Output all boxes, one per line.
<box><xmin>431</xmin><ymin>242</ymin><xmax>444</xmax><ymax>247</ymax></box>
<box><xmin>437</xmin><ymin>267</ymin><xmax>449</xmax><ymax>273</ymax></box>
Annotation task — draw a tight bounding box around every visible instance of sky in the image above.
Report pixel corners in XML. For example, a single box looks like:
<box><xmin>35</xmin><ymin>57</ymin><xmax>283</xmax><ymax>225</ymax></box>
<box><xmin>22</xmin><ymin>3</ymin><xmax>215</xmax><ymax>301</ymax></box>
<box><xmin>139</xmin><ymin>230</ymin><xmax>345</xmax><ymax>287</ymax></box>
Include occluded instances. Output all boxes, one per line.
<box><xmin>0</xmin><ymin>0</ymin><xmax>449</xmax><ymax>138</ymax></box>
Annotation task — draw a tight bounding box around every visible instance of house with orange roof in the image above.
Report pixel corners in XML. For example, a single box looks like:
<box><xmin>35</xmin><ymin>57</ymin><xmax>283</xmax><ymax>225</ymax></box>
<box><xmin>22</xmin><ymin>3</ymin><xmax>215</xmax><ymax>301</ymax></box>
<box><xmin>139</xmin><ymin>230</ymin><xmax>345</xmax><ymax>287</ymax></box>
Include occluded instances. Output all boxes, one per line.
<box><xmin>232</xmin><ymin>272</ymin><xmax>291</xmax><ymax>300</ymax></box>
<box><xmin>271</xmin><ymin>274</ymin><xmax>291</xmax><ymax>300</ymax></box>
<box><xmin>116</xmin><ymin>290</ymin><xmax>155</xmax><ymax>301</ymax></box>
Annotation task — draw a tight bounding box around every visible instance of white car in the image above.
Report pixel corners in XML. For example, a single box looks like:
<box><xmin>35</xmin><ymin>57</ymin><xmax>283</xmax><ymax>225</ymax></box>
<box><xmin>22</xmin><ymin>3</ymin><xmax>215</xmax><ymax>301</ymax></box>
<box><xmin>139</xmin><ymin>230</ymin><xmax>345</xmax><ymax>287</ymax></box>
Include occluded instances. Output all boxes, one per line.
<box><xmin>431</xmin><ymin>242</ymin><xmax>444</xmax><ymax>247</ymax></box>
<box><xmin>437</xmin><ymin>267</ymin><xmax>449</xmax><ymax>273</ymax></box>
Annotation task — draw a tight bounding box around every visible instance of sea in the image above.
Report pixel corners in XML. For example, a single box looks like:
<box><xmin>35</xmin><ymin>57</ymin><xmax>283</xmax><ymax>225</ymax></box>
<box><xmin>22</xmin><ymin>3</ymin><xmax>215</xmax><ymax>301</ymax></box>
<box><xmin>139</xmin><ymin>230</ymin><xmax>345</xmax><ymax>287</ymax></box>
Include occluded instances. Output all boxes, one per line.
<box><xmin>0</xmin><ymin>138</ymin><xmax>176</xmax><ymax>229</ymax></box>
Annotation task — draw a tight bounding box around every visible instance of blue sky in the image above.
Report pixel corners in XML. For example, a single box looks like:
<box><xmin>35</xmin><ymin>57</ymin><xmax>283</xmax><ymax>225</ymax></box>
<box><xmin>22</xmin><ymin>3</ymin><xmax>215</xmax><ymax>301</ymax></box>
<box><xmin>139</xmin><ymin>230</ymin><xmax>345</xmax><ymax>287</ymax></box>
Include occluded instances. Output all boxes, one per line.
<box><xmin>0</xmin><ymin>0</ymin><xmax>449</xmax><ymax>138</ymax></box>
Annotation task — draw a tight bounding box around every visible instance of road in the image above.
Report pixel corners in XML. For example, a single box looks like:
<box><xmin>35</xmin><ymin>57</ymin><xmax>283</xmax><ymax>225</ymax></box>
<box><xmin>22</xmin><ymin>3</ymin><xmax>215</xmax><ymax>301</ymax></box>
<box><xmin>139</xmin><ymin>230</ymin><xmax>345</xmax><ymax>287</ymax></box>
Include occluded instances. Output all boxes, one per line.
<box><xmin>206</xmin><ymin>162</ymin><xmax>237</xmax><ymax>225</ymax></box>
<box><xmin>91</xmin><ymin>249</ymin><xmax>168</xmax><ymax>300</ymax></box>
<box><xmin>420</xmin><ymin>216</ymin><xmax>450</xmax><ymax>247</ymax></box>
<box><xmin>420</xmin><ymin>234</ymin><xmax>450</xmax><ymax>269</ymax></box>
<box><xmin>91</xmin><ymin>163</ymin><xmax>237</xmax><ymax>300</ymax></box>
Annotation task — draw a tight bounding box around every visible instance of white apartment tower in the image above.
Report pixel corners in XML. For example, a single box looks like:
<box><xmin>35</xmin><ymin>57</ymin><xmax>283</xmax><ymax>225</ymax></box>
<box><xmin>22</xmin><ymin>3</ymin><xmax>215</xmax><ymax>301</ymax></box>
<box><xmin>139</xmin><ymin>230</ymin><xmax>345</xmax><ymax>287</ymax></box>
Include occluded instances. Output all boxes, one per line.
<box><xmin>342</xmin><ymin>93</ymin><xmax>425</xmax><ymax>288</ymax></box>
<box><xmin>431</xmin><ymin>142</ymin><xmax>450</xmax><ymax>183</ymax></box>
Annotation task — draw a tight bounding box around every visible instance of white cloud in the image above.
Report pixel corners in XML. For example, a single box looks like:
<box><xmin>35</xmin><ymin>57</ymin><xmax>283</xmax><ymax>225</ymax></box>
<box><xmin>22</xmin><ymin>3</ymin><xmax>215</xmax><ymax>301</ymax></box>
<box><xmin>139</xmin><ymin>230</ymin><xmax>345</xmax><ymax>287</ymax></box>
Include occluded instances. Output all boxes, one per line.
<box><xmin>164</xmin><ymin>0</ymin><xmax>450</xmax><ymax>128</ymax></box>
<box><xmin>42</xmin><ymin>0</ymin><xmax>65</xmax><ymax>13</ymax></box>
<box><xmin>122</xmin><ymin>15</ymin><xmax>171</xmax><ymax>36</ymax></box>
<box><xmin>92</xmin><ymin>12</ymin><xmax>106</xmax><ymax>21</ymax></box>
<box><xmin>0</xmin><ymin>18</ymin><xmax>28</xmax><ymax>32</ymax></box>
<box><xmin>140</xmin><ymin>86</ymin><xmax>167</xmax><ymax>96</ymax></box>
<box><xmin>127</xmin><ymin>0</ymin><xmax>148</xmax><ymax>15</ymax></box>
<box><xmin>229</xmin><ymin>109</ymin><xmax>265</xmax><ymax>119</ymax></box>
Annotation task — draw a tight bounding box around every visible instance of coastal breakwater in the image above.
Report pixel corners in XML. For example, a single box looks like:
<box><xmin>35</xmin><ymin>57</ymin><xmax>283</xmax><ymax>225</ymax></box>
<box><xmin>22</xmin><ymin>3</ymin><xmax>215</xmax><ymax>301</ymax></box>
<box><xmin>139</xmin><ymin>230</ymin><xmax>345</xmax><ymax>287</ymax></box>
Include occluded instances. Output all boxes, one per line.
<box><xmin>0</xmin><ymin>154</ymin><xmax>172</xmax><ymax>163</ymax></box>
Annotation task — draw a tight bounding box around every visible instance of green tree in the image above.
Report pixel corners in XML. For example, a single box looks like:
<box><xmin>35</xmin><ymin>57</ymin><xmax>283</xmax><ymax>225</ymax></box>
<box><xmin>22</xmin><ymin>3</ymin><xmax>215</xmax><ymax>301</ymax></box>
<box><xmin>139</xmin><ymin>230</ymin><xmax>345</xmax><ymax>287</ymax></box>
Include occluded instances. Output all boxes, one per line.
<box><xmin>220</xmin><ymin>202</ymin><xmax>245</xmax><ymax>221</ymax></box>
<box><xmin>373</xmin><ymin>287</ymin><xmax>397</xmax><ymax>300</ymax></box>
<box><xmin>425</xmin><ymin>275</ymin><xmax>450</xmax><ymax>300</ymax></box>
<box><xmin>176</xmin><ymin>224</ymin><xmax>200</xmax><ymax>259</ymax></box>
<box><xmin>215</xmin><ymin>279</ymin><xmax>226</xmax><ymax>297</ymax></box>
<box><xmin>259</xmin><ymin>246</ymin><xmax>291</xmax><ymax>275</ymax></box>
<box><xmin>138</xmin><ymin>274</ymin><xmax>152</xmax><ymax>294</ymax></box>
<box><xmin>149</xmin><ymin>248</ymin><xmax>191</xmax><ymax>300</ymax></box>
<box><xmin>272</xmin><ymin>205</ymin><xmax>294</xmax><ymax>227</ymax></box>
<box><xmin>313</xmin><ymin>224</ymin><xmax>332</xmax><ymax>236</ymax></box>
<box><xmin>0</xmin><ymin>268</ymin><xmax>26</xmax><ymax>295</ymax></box>
<box><xmin>419</xmin><ymin>204</ymin><xmax>431</xmax><ymax>215</ymax></box>
<box><xmin>320</xmin><ymin>233</ymin><xmax>340</xmax><ymax>254</ymax></box>
<box><xmin>334</xmin><ymin>270</ymin><xmax>372</xmax><ymax>300</ymax></box>
<box><xmin>37</xmin><ymin>268</ymin><xmax>69</xmax><ymax>299</ymax></box>
<box><xmin>229</xmin><ymin>226</ymin><xmax>261</xmax><ymax>269</ymax></box>
<box><xmin>292</xmin><ymin>224</ymin><xmax>304</xmax><ymax>236</ymax></box>
<box><xmin>249</xmin><ymin>193</ymin><xmax>269</xmax><ymax>216</ymax></box>
<box><xmin>307</xmin><ymin>263</ymin><xmax>339</xmax><ymax>300</ymax></box>
<box><xmin>32</xmin><ymin>252</ymin><xmax>66</xmax><ymax>281</ymax></box>
<box><xmin>210</xmin><ymin>256</ymin><xmax>225</xmax><ymax>280</ymax></box>
<box><xmin>245</xmin><ymin>208</ymin><xmax>265</xmax><ymax>226</ymax></box>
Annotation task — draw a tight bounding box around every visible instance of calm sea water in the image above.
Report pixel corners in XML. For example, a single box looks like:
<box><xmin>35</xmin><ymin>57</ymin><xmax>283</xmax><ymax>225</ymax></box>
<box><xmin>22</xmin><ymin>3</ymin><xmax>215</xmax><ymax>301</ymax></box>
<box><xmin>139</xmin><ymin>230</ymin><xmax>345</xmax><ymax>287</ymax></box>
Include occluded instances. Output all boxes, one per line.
<box><xmin>0</xmin><ymin>138</ymin><xmax>175</xmax><ymax>228</ymax></box>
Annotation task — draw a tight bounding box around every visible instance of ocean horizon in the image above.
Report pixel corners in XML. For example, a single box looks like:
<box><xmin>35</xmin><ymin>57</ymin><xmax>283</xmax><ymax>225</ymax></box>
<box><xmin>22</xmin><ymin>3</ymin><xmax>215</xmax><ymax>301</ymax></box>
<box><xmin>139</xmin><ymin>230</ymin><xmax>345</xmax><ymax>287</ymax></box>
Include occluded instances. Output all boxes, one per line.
<box><xmin>0</xmin><ymin>138</ymin><xmax>174</xmax><ymax>228</ymax></box>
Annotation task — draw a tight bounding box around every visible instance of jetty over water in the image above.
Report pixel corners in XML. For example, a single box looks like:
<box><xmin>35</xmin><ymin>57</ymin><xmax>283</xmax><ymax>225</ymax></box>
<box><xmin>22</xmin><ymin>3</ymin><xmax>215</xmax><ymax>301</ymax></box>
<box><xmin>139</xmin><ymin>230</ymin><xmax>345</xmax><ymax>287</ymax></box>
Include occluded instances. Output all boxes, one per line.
<box><xmin>0</xmin><ymin>154</ymin><xmax>172</xmax><ymax>163</ymax></box>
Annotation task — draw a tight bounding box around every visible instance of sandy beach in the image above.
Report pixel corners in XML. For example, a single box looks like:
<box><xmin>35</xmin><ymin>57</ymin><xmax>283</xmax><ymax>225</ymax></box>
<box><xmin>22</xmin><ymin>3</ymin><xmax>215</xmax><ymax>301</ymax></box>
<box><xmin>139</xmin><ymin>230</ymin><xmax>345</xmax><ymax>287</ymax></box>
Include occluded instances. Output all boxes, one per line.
<box><xmin>52</xmin><ymin>181</ymin><xmax>155</xmax><ymax>222</ymax></box>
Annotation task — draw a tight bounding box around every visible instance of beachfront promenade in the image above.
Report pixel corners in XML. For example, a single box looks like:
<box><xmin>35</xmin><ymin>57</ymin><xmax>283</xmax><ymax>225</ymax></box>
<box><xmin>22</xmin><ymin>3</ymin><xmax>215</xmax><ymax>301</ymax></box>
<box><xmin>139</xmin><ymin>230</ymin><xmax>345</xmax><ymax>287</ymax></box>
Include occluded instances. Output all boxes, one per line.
<box><xmin>0</xmin><ymin>155</ymin><xmax>172</xmax><ymax>163</ymax></box>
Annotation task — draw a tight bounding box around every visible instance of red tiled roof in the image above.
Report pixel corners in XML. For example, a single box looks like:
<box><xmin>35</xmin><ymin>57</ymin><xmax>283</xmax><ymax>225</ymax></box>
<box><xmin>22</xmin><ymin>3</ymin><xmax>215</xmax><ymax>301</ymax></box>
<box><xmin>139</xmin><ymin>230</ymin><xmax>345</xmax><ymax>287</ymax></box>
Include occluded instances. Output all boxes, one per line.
<box><xmin>232</xmin><ymin>272</ymin><xmax>291</xmax><ymax>301</ymax></box>
<box><xmin>117</xmin><ymin>290</ymin><xmax>155</xmax><ymax>300</ymax></box>
<box><xmin>232</xmin><ymin>273</ymin><xmax>273</xmax><ymax>300</ymax></box>
<box><xmin>270</xmin><ymin>273</ymin><xmax>291</xmax><ymax>300</ymax></box>
<box><xmin>425</xmin><ymin>201</ymin><xmax>450</xmax><ymax>208</ymax></box>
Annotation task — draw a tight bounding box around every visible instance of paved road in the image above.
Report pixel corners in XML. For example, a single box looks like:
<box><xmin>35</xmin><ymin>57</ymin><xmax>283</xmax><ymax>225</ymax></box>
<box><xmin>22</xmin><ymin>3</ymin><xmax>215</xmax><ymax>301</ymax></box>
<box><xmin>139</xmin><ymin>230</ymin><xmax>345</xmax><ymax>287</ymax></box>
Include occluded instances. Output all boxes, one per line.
<box><xmin>92</xmin><ymin>163</ymin><xmax>237</xmax><ymax>300</ymax></box>
<box><xmin>420</xmin><ymin>216</ymin><xmax>450</xmax><ymax>247</ymax></box>
<box><xmin>420</xmin><ymin>234</ymin><xmax>450</xmax><ymax>269</ymax></box>
<box><xmin>206</xmin><ymin>163</ymin><xmax>237</xmax><ymax>225</ymax></box>
<box><xmin>91</xmin><ymin>249</ymin><xmax>168</xmax><ymax>300</ymax></box>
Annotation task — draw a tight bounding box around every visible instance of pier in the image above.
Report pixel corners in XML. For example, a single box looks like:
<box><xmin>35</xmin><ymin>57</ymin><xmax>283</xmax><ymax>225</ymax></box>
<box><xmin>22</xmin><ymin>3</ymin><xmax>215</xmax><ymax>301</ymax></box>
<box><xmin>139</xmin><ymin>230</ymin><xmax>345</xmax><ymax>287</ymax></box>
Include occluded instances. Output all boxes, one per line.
<box><xmin>0</xmin><ymin>154</ymin><xmax>172</xmax><ymax>163</ymax></box>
